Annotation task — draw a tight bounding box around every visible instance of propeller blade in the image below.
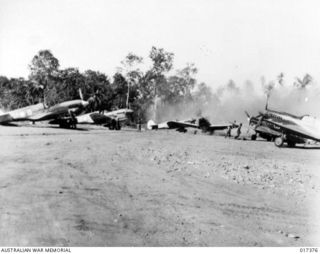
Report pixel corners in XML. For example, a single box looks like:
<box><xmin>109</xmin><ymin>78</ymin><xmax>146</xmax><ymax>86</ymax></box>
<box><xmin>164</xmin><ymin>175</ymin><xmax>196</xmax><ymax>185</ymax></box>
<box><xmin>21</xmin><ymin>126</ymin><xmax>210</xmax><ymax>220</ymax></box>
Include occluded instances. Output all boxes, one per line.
<box><xmin>245</xmin><ymin>111</ymin><xmax>250</xmax><ymax>118</ymax></box>
<box><xmin>79</xmin><ymin>88</ymin><xmax>84</xmax><ymax>101</ymax></box>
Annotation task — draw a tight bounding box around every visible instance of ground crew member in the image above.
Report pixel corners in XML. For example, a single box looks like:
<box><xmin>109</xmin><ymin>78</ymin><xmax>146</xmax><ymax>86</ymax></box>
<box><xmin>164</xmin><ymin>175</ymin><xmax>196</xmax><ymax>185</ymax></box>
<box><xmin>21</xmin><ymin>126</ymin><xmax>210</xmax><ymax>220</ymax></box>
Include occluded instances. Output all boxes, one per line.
<box><xmin>137</xmin><ymin>117</ymin><xmax>142</xmax><ymax>131</ymax></box>
<box><xmin>69</xmin><ymin>111</ymin><xmax>77</xmax><ymax>129</ymax></box>
<box><xmin>225</xmin><ymin>125</ymin><xmax>231</xmax><ymax>138</ymax></box>
<box><xmin>235</xmin><ymin>123</ymin><xmax>242</xmax><ymax>139</ymax></box>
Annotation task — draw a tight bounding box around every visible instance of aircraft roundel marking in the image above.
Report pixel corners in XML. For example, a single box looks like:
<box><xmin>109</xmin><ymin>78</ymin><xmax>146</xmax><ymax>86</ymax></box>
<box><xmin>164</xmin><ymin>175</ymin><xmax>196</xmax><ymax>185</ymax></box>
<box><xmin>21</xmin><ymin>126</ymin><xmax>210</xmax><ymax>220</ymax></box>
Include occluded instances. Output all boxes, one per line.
<box><xmin>20</xmin><ymin>111</ymin><xmax>27</xmax><ymax>118</ymax></box>
<box><xmin>27</xmin><ymin>109</ymin><xmax>33</xmax><ymax>116</ymax></box>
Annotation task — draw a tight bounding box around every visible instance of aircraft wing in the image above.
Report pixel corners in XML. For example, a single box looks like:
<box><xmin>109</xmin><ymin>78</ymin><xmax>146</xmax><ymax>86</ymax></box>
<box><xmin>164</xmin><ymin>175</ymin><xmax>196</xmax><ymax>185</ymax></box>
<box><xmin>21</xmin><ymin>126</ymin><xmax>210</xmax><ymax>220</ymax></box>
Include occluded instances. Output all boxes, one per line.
<box><xmin>27</xmin><ymin>111</ymin><xmax>60</xmax><ymax>121</ymax></box>
<box><xmin>76</xmin><ymin>112</ymin><xmax>112</xmax><ymax>124</ymax></box>
<box><xmin>207</xmin><ymin>124</ymin><xmax>234</xmax><ymax>131</ymax></box>
<box><xmin>166</xmin><ymin>121</ymin><xmax>198</xmax><ymax>129</ymax></box>
<box><xmin>264</xmin><ymin>118</ymin><xmax>320</xmax><ymax>142</ymax></box>
<box><xmin>255</xmin><ymin>125</ymin><xmax>282</xmax><ymax>136</ymax></box>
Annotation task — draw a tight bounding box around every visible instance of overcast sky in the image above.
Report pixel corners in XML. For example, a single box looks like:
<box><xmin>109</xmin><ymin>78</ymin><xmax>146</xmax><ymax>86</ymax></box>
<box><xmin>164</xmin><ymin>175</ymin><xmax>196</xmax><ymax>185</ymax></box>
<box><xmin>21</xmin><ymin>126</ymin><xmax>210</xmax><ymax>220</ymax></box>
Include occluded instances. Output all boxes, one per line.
<box><xmin>1</xmin><ymin>0</ymin><xmax>320</xmax><ymax>88</ymax></box>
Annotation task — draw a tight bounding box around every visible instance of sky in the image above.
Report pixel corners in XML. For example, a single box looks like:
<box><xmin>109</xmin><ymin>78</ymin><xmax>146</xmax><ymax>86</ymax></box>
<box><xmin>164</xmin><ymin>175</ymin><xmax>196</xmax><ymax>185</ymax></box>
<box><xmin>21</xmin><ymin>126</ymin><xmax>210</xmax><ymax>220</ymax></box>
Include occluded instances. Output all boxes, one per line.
<box><xmin>1</xmin><ymin>0</ymin><xmax>320</xmax><ymax>88</ymax></box>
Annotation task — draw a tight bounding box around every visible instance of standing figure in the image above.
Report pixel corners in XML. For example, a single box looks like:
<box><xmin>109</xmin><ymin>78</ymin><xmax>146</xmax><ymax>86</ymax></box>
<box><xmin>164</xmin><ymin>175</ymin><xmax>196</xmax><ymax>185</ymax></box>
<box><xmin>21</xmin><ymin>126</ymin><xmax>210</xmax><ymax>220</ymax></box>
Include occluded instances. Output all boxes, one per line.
<box><xmin>234</xmin><ymin>123</ymin><xmax>242</xmax><ymax>139</ymax></box>
<box><xmin>225</xmin><ymin>125</ymin><xmax>232</xmax><ymax>138</ymax></box>
<box><xmin>137</xmin><ymin>117</ymin><xmax>142</xmax><ymax>132</ymax></box>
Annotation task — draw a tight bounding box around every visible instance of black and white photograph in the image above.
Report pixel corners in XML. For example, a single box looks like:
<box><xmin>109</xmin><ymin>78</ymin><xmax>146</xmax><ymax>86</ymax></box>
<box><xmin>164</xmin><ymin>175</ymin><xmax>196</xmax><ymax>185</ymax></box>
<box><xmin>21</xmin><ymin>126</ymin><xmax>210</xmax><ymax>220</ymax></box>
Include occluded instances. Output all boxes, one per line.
<box><xmin>0</xmin><ymin>0</ymin><xmax>319</xmax><ymax>250</ymax></box>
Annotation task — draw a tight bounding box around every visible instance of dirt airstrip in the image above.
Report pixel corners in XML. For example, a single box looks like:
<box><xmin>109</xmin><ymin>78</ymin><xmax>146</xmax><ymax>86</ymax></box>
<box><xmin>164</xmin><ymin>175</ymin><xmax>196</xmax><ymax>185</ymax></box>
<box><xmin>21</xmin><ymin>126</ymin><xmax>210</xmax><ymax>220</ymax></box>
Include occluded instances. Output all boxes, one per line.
<box><xmin>0</xmin><ymin>124</ymin><xmax>319</xmax><ymax>246</ymax></box>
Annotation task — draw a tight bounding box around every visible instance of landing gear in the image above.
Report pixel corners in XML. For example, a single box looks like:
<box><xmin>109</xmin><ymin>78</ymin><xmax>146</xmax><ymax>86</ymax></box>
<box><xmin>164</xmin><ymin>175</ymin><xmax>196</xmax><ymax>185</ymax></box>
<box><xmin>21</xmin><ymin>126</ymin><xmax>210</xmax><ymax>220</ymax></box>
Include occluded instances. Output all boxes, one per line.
<box><xmin>251</xmin><ymin>134</ymin><xmax>257</xmax><ymax>140</ymax></box>
<box><xmin>59</xmin><ymin>120</ymin><xmax>76</xmax><ymax>129</ymax></box>
<box><xmin>274</xmin><ymin>136</ymin><xmax>284</xmax><ymax>147</ymax></box>
<box><xmin>287</xmin><ymin>141</ymin><xmax>296</xmax><ymax>147</ymax></box>
<box><xmin>177</xmin><ymin>128</ymin><xmax>187</xmax><ymax>133</ymax></box>
<box><xmin>201</xmin><ymin>126</ymin><xmax>208</xmax><ymax>133</ymax></box>
<box><xmin>109</xmin><ymin>119</ymin><xmax>121</xmax><ymax>130</ymax></box>
<box><xmin>115</xmin><ymin>122</ymin><xmax>121</xmax><ymax>130</ymax></box>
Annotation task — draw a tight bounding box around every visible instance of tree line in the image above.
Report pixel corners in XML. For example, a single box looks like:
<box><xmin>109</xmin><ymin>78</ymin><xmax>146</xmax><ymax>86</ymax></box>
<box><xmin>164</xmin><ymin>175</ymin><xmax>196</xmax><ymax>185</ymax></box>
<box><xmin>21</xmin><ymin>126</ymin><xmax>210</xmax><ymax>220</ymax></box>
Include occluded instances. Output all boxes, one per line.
<box><xmin>0</xmin><ymin>47</ymin><xmax>315</xmax><ymax>122</ymax></box>
<box><xmin>0</xmin><ymin>47</ymin><xmax>213</xmax><ymax>122</ymax></box>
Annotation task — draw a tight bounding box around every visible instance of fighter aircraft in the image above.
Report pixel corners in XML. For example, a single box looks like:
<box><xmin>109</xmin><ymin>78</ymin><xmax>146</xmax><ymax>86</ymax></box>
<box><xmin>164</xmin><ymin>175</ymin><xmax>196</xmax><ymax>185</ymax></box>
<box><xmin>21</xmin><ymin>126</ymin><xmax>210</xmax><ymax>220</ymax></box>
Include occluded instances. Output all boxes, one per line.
<box><xmin>147</xmin><ymin>118</ymin><xmax>198</xmax><ymax>132</ymax></box>
<box><xmin>245</xmin><ymin>99</ymin><xmax>320</xmax><ymax>147</ymax></box>
<box><xmin>76</xmin><ymin>108</ymin><xmax>133</xmax><ymax>130</ymax></box>
<box><xmin>147</xmin><ymin>117</ymin><xmax>239</xmax><ymax>134</ymax></box>
<box><xmin>0</xmin><ymin>90</ymin><xmax>89</xmax><ymax>128</ymax></box>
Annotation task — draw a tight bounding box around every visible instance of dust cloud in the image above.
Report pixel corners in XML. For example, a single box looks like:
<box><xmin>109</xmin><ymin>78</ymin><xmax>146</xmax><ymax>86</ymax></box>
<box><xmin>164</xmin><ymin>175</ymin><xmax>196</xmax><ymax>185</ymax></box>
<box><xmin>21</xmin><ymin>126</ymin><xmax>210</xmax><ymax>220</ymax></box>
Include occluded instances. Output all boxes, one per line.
<box><xmin>150</xmin><ymin>78</ymin><xmax>320</xmax><ymax>125</ymax></box>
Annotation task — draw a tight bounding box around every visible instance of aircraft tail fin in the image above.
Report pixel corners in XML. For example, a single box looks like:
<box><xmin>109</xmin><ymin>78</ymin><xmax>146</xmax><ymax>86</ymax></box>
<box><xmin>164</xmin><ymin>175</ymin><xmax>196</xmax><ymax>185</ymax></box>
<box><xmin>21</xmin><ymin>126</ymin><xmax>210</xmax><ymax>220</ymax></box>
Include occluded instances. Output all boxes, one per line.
<box><xmin>147</xmin><ymin>120</ymin><xmax>156</xmax><ymax>130</ymax></box>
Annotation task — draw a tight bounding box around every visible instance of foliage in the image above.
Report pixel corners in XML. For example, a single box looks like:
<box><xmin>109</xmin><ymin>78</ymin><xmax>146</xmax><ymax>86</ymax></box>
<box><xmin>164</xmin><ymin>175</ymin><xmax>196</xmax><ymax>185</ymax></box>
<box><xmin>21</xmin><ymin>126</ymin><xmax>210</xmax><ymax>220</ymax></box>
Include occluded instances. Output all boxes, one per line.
<box><xmin>0</xmin><ymin>47</ymin><xmax>214</xmax><ymax>123</ymax></box>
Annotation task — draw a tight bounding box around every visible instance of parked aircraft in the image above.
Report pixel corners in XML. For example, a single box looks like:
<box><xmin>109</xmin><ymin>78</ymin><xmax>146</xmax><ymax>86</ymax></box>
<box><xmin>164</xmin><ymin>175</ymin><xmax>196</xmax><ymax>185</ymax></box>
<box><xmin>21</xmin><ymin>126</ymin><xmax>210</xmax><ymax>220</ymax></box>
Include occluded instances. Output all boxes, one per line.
<box><xmin>246</xmin><ymin>98</ymin><xmax>320</xmax><ymax>147</ymax></box>
<box><xmin>147</xmin><ymin>117</ymin><xmax>239</xmax><ymax>134</ymax></box>
<box><xmin>147</xmin><ymin>119</ymin><xmax>198</xmax><ymax>132</ymax></box>
<box><xmin>76</xmin><ymin>108</ymin><xmax>133</xmax><ymax>130</ymax></box>
<box><xmin>0</xmin><ymin>90</ymin><xmax>89</xmax><ymax>128</ymax></box>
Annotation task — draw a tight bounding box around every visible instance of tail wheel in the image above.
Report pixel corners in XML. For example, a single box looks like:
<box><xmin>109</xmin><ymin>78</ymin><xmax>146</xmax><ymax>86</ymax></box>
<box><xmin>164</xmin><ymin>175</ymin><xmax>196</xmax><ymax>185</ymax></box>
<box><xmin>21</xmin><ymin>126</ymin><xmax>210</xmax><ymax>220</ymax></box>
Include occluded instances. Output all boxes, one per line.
<box><xmin>251</xmin><ymin>134</ymin><xmax>257</xmax><ymax>140</ymax></box>
<box><xmin>274</xmin><ymin>136</ymin><xmax>284</xmax><ymax>147</ymax></box>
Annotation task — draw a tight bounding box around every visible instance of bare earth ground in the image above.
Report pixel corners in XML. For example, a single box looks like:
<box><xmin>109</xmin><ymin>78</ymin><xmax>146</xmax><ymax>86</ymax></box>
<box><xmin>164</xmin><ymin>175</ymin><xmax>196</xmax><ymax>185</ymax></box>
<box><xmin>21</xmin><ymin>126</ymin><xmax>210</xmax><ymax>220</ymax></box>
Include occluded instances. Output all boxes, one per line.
<box><xmin>0</xmin><ymin>123</ymin><xmax>320</xmax><ymax>246</ymax></box>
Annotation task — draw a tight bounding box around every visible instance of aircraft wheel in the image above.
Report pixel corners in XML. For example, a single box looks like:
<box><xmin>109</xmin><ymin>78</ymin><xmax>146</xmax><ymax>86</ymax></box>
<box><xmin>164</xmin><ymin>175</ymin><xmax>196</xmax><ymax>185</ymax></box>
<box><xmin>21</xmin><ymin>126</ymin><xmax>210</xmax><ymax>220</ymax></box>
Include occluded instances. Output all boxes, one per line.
<box><xmin>251</xmin><ymin>134</ymin><xmax>257</xmax><ymax>140</ymax></box>
<box><xmin>274</xmin><ymin>136</ymin><xmax>284</xmax><ymax>147</ymax></box>
<box><xmin>109</xmin><ymin>120</ymin><xmax>117</xmax><ymax>130</ymax></box>
<box><xmin>287</xmin><ymin>141</ymin><xmax>296</xmax><ymax>147</ymax></box>
<box><xmin>201</xmin><ymin>127</ymin><xmax>208</xmax><ymax>133</ymax></box>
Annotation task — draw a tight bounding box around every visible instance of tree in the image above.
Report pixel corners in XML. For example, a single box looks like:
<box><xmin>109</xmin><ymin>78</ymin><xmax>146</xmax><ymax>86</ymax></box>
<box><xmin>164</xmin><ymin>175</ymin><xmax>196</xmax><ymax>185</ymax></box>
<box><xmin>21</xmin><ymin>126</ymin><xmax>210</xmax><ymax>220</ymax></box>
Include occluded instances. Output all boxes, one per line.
<box><xmin>119</xmin><ymin>53</ymin><xmax>143</xmax><ymax>108</ymax></box>
<box><xmin>28</xmin><ymin>50</ymin><xmax>60</xmax><ymax>105</ymax></box>
<box><xmin>57</xmin><ymin>68</ymin><xmax>85</xmax><ymax>102</ymax></box>
<box><xmin>294</xmin><ymin>74</ymin><xmax>313</xmax><ymax>89</ymax></box>
<box><xmin>193</xmin><ymin>82</ymin><xmax>213</xmax><ymax>106</ymax></box>
<box><xmin>83</xmin><ymin>70</ymin><xmax>112</xmax><ymax>111</ymax></box>
<box><xmin>149</xmin><ymin>46</ymin><xmax>174</xmax><ymax>76</ymax></box>
<box><xmin>277</xmin><ymin>72</ymin><xmax>284</xmax><ymax>86</ymax></box>
<box><xmin>147</xmin><ymin>47</ymin><xmax>174</xmax><ymax>121</ymax></box>
<box><xmin>112</xmin><ymin>72</ymin><xmax>128</xmax><ymax>108</ymax></box>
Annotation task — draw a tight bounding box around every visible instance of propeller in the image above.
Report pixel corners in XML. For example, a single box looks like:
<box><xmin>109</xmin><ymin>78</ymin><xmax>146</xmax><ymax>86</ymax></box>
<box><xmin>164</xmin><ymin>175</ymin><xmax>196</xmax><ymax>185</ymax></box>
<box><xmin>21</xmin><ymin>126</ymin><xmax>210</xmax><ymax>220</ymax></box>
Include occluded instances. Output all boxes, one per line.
<box><xmin>79</xmin><ymin>88</ymin><xmax>84</xmax><ymax>101</ymax></box>
<box><xmin>245</xmin><ymin>111</ymin><xmax>250</xmax><ymax>120</ymax></box>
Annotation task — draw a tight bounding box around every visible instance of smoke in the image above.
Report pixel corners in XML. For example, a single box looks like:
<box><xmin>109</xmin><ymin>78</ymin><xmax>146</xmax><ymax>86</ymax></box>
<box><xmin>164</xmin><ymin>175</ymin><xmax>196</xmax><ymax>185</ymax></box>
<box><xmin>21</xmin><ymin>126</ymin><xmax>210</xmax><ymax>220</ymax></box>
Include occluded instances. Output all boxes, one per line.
<box><xmin>149</xmin><ymin>78</ymin><xmax>320</xmax><ymax>125</ymax></box>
